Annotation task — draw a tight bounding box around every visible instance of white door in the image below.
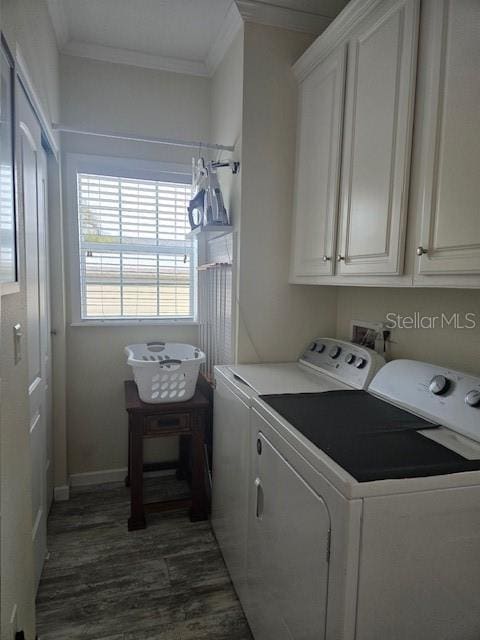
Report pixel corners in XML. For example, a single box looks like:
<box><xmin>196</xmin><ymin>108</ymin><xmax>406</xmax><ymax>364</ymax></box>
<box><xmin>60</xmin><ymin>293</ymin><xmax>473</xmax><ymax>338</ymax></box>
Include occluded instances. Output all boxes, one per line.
<box><xmin>337</xmin><ymin>0</ymin><xmax>419</xmax><ymax>276</ymax></box>
<box><xmin>290</xmin><ymin>45</ymin><xmax>347</xmax><ymax>278</ymax></box>
<box><xmin>211</xmin><ymin>377</ymin><xmax>250</xmax><ymax>601</ymax></box>
<box><xmin>19</xmin><ymin>84</ymin><xmax>51</xmax><ymax>590</ymax></box>
<box><xmin>415</xmin><ymin>0</ymin><xmax>480</xmax><ymax>276</ymax></box>
<box><xmin>247</xmin><ymin>429</ymin><xmax>331</xmax><ymax>640</ymax></box>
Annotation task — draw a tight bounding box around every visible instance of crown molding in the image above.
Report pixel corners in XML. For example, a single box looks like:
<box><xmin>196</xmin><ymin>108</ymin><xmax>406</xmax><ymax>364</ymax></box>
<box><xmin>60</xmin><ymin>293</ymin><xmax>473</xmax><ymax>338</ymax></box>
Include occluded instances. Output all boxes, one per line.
<box><xmin>235</xmin><ymin>0</ymin><xmax>332</xmax><ymax>35</ymax></box>
<box><xmin>49</xmin><ymin>0</ymin><xmax>338</xmax><ymax>79</ymax></box>
<box><xmin>46</xmin><ymin>0</ymin><xmax>70</xmax><ymax>49</ymax></box>
<box><xmin>206</xmin><ymin>2</ymin><xmax>244</xmax><ymax>76</ymax></box>
<box><xmin>62</xmin><ymin>41</ymin><xmax>209</xmax><ymax>77</ymax></box>
<box><xmin>293</xmin><ymin>0</ymin><xmax>382</xmax><ymax>81</ymax></box>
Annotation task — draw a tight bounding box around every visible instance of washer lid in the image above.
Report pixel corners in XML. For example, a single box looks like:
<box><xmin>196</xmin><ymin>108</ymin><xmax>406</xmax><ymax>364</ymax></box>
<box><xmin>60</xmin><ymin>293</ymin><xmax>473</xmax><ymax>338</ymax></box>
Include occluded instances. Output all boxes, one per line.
<box><xmin>260</xmin><ymin>390</ymin><xmax>480</xmax><ymax>482</ymax></box>
<box><xmin>227</xmin><ymin>362</ymin><xmax>347</xmax><ymax>395</ymax></box>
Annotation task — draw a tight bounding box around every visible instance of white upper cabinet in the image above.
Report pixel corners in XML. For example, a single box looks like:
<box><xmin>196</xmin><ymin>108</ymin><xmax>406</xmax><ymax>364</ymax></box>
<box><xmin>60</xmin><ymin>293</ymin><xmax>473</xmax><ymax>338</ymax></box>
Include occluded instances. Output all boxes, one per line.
<box><xmin>290</xmin><ymin>0</ymin><xmax>479</xmax><ymax>287</ymax></box>
<box><xmin>290</xmin><ymin>45</ymin><xmax>346</xmax><ymax>279</ymax></box>
<box><xmin>336</xmin><ymin>0</ymin><xmax>420</xmax><ymax>276</ymax></box>
<box><xmin>415</xmin><ymin>0</ymin><xmax>480</xmax><ymax>277</ymax></box>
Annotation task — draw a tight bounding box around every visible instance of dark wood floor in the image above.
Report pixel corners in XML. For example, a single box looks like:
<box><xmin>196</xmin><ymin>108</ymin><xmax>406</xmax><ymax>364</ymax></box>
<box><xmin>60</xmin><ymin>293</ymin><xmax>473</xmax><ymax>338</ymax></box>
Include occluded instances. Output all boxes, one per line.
<box><xmin>36</xmin><ymin>477</ymin><xmax>253</xmax><ymax>640</ymax></box>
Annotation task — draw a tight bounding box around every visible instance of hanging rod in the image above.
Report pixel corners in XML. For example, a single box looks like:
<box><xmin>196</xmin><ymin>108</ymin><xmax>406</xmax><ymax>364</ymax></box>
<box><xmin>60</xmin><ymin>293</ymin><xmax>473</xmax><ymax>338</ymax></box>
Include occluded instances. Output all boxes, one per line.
<box><xmin>51</xmin><ymin>123</ymin><xmax>235</xmax><ymax>152</ymax></box>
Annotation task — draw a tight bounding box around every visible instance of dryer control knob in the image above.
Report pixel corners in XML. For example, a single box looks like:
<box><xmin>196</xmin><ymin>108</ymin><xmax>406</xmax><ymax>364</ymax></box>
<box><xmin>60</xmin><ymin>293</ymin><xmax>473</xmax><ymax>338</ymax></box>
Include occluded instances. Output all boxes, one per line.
<box><xmin>309</xmin><ymin>342</ymin><xmax>317</xmax><ymax>351</ymax></box>
<box><xmin>329</xmin><ymin>345</ymin><xmax>341</xmax><ymax>359</ymax></box>
<box><xmin>355</xmin><ymin>357</ymin><xmax>367</xmax><ymax>369</ymax></box>
<box><xmin>429</xmin><ymin>375</ymin><xmax>450</xmax><ymax>395</ymax></box>
<box><xmin>465</xmin><ymin>390</ymin><xmax>480</xmax><ymax>407</ymax></box>
<box><xmin>345</xmin><ymin>353</ymin><xmax>356</xmax><ymax>364</ymax></box>
<box><xmin>316</xmin><ymin>343</ymin><xmax>325</xmax><ymax>353</ymax></box>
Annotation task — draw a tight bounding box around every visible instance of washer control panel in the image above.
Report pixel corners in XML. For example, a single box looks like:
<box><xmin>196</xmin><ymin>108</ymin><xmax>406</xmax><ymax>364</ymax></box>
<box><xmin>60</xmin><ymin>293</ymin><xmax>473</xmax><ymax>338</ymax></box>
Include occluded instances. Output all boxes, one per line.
<box><xmin>370</xmin><ymin>360</ymin><xmax>480</xmax><ymax>443</ymax></box>
<box><xmin>299</xmin><ymin>338</ymin><xmax>385</xmax><ymax>390</ymax></box>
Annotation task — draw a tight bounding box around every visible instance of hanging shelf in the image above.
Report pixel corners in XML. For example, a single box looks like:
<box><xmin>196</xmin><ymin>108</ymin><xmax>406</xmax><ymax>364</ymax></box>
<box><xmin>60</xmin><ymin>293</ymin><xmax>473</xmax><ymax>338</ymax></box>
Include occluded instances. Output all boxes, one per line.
<box><xmin>186</xmin><ymin>224</ymin><xmax>233</xmax><ymax>240</ymax></box>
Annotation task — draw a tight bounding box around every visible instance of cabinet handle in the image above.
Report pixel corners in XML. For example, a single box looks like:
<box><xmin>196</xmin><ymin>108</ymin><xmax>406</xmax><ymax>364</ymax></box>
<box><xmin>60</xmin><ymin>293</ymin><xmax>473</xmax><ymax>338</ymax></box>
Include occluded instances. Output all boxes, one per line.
<box><xmin>337</xmin><ymin>254</ymin><xmax>345</xmax><ymax>262</ymax></box>
<box><xmin>255</xmin><ymin>477</ymin><xmax>264</xmax><ymax>519</ymax></box>
<box><xmin>322</xmin><ymin>255</ymin><xmax>331</xmax><ymax>262</ymax></box>
<box><xmin>416</xmin><ymin>246</ymin><xmax>428</xmax><ymax>256</ymax></box>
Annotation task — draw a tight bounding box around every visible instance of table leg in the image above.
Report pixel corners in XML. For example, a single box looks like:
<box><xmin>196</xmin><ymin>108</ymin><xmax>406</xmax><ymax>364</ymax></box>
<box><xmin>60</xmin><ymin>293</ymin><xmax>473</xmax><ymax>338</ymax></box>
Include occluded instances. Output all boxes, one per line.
<box><xmin>189</xmin><ymin>413</ymin><xmax>208</xmax><ymax>522</ymax></box>
<box><xmin>128</xmin><ymin>416</ymin><xmax>146</xmax><ymax>531</ymax></box>
<box><xmin>125</xmin><ymin>417</ymin><xmax>131</xmax><ymax>487</ymax></box>
<box><xmin>176</xmin><ymin>434</ymin><xmax>190</xmax><ymax>481</ymax></box>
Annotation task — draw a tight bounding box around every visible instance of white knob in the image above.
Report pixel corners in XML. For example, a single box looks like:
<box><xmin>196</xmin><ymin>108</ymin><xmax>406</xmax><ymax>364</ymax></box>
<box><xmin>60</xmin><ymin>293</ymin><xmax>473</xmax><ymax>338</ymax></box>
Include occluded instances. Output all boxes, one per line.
<box><xmin>416</xmin><ymin>246</ymin><xmax>428</xmax><ymax>256</ymax></box>
<box><xmin>355</xmin><ymin>357</ymin><xmax>367</xmax><ymax>369</ymax></box>
<box><xmin>337</xmin><ymin>254</ymin><xmax>344</xmax><ymax>262</ymax></box>
<box><xmin>429</xmin><ymin>375</ymin><xmax>450</xmax><ymax>395</ymax></box>
<box><xmin>329</xmin><ymin>345</ymin><xmax>341</xmax><ymax>359</ymax></box>
<box><xmin>465</xmin><ymin>390</ymin><xmax>480</xmax><ymax>407</ymax></box>
<box><xmin>322</xmin><ymin>255</ymin><xmax>331</xmax><ymax>262</ymax></box>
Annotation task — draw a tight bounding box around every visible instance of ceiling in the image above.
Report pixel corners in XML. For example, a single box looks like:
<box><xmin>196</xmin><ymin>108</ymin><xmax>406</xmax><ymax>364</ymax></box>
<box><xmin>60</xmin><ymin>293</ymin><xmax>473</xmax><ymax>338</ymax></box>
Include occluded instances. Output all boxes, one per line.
<box><xmin>47</xmin><ymin>0</ymin><xmax>349</xmax><ymax>77</ymax></box>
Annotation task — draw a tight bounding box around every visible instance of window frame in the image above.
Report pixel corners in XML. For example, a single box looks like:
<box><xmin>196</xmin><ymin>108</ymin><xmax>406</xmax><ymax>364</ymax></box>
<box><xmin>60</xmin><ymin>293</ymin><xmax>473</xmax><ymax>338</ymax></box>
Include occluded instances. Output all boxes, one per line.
<box><xmin>66</xmin><ymin>153</ymin><xmax>197</xmax><ymax>326</ymax></box>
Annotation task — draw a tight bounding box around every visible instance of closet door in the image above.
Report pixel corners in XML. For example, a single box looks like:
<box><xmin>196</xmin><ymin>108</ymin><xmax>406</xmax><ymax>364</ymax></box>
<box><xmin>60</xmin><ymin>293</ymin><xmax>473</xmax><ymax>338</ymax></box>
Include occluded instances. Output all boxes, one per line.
<box><xmin>415</xmin><ymin>0</ymin><xmax>480</xmax><ymax>276</ymax></box>
<box><xmin>336</xmin><ymin>0</ymin><xmax>419</xmax><ymax>276</ymax></box>
<box><xmin>290</xmin><ymin>45</ymin><xmax>346</xmax><ymax>279</ymax></box>
<box><xmin>19</xmin><ymin>84</ymin><xmax>50</xmax><ymax>590</ymax></box>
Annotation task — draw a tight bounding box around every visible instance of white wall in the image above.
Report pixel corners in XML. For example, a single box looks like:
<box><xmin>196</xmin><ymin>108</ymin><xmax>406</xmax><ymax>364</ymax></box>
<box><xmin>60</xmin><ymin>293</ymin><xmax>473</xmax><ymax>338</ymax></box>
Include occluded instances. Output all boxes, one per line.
<box><xmin>237</xmin><ymin>23</ymin><xmax>338</xmax><ymax>363</ymax></box>
<box><xmin>0</xmin><ymin>1</ymin><xmax>60</xmax><ymax>637</ymax></box>
<box><xmin>208</xmin><ymin>29</ymin><xmax>244</xmax><ymax>364</ymax></box>
<box><xmin>209</xmin><ymin>28</ymin><xmax>243</xmax><ymax>230</ymax></box>
<box><xmin>60</xmin><ymin>54</ymin><xmax>210</xmax><ymax>166</ymax></box>
<box><xmin>2</xmin><ymin>0</ymin><xmax>60</xmax><ymax>125</ymax></box>
<box><xmin>336</xmin><ymin>288</ymin><xmax>480</xmax><ymax>375</ymax></box>
<box><xmin>60</xmin><ymin>55</ymin><xmax>210</xmax><ymax>475</ymax></box>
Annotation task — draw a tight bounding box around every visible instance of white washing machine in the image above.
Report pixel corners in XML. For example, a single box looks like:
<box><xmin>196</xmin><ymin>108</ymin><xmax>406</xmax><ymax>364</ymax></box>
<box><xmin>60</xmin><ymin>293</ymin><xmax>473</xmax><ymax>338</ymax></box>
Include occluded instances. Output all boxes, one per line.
<box><xmin>249</xmin><ymin>359</ymin><xmax>480</xmax><ymax>640</ymax></box>
<box><xmin>211</xmin><ymin>338</ymin><xmax>384</xmax><ymax>614</ymax></box>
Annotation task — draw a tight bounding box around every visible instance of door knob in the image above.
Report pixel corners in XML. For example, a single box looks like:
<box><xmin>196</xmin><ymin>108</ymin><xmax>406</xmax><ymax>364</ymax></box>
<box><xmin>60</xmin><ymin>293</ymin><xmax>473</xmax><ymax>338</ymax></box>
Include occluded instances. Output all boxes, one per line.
<box><xmin>416</xmin><ymin>246</ymin><xmax>428</xmax><ymax>256</ymax></box>
<box><xmin>322</xmin><ymin>255</ymin><xmax>331</xmax><ymax>262</ymax></box>
<box><xmin>337</xmin><ymin>254</ymin><xmax>345</xmax><ymax>262</ymax></box>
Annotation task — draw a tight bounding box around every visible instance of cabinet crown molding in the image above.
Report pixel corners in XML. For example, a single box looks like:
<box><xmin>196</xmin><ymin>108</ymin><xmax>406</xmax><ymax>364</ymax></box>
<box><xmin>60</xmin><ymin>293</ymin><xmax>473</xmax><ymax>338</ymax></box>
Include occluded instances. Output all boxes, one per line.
<box><xmin>293</xmin><ymin>0</ymin><xmax>383</xmax><ymax>81</ymax></box>
<box><xmin>235</xmin><ymin>1</ymin><xmax>332</xmax><ymax>35</ymax></box>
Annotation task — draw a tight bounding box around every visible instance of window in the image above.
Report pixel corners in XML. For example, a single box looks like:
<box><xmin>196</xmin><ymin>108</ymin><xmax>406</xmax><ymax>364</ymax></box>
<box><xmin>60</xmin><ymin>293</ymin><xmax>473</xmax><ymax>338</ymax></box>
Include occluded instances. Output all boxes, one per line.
<box><xmin>75</xmin><ymin>171</ymin><xmax>194</xmax><ymax>322</ymax></box>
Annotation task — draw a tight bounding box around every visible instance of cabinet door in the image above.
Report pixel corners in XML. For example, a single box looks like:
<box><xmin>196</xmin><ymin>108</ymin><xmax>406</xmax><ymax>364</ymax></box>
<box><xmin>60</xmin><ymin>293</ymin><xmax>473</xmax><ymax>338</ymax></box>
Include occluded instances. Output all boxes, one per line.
<box><xmin>290</xmin><ymin>45</ymin><xmax>346</xmax><ymax>278</ymax></box>
<box><xmin>337</xmin><ymin>0</ymin><xmax>419</xmax><ymax>275</ymax></box>
<box><xmin>246</xmin><ymin>431</ymin><xmax>331</xmax><ymax>640</ymax></box>
<box><xmin>416</xmin><ymin>0</ymin><xmax>480</xmax><ymax>276</ymax></box>
<box><xmin>211</xmin><ymin>378</ymin><xmax>250</xmax><ymax>600</ymax></box>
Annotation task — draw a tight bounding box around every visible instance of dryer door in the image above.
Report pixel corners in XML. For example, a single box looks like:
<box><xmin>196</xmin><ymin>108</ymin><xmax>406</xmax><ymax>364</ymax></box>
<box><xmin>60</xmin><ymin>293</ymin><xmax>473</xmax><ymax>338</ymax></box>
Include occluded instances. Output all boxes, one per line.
<box><xmin>247</xmin><ymin>430</ymin><xmax>331</xmax><ymax>640</ymax></box>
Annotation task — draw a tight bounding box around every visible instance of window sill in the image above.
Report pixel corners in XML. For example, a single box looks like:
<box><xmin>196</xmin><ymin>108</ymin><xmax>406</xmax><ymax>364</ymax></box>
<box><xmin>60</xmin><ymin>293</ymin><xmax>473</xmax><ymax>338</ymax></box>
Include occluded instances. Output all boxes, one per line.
<box><xmin>70</xmin><ymin>319</ymin><xmax>199</xmax><ymax>328</ymax></box>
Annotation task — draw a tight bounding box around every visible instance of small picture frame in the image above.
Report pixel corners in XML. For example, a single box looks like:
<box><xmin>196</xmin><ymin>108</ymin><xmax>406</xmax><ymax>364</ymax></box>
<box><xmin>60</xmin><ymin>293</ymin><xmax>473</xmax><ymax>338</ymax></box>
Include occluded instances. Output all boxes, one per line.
<box><xmin>0</xmin><ymin>34</ymin><xmax>18</xmax><ymax>290</ymax></box>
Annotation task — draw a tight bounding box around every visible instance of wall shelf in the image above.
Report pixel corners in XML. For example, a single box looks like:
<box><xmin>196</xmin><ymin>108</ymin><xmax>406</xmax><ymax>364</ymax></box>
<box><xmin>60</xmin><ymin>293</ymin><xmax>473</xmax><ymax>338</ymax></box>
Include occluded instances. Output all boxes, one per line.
<box><xmin>186</xmin><ymin>224</ymin><xmax>233</xmax><ymax>240</ymax></box>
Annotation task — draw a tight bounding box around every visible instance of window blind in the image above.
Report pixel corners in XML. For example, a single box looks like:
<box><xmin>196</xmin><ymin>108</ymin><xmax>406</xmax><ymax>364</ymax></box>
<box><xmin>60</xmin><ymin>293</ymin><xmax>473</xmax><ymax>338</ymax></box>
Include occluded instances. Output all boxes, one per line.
<box><xmin>77</xmin><ymin>173</ymin><xmax>193</xmax><ymax>320</ymax></box>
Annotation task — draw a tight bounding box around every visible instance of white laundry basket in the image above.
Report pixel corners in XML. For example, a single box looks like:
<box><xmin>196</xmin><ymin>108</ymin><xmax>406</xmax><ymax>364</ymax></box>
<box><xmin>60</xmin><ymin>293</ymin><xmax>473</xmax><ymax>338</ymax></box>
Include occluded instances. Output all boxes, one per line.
<box><xmin>125</xmin><ymin>342</ymin><xmax>206</xmax><ymax>403</ymax></box>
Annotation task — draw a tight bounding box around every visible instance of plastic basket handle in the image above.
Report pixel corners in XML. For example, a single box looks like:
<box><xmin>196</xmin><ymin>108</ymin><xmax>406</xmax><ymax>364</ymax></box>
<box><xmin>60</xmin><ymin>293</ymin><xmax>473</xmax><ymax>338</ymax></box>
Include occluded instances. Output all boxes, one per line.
<box><xmin>159</xmin><ymin>359</ymin><xmax>182</xmax><ymax>368</ymax></box>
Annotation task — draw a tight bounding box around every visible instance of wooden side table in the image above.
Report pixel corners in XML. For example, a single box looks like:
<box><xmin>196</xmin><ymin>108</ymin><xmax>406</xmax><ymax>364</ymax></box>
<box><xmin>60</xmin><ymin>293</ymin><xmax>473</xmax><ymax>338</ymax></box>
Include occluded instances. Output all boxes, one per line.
<box><xmin>124</xmin><ymin>380</ymin><xmax>210</xmax><ymax>531</ymax></box>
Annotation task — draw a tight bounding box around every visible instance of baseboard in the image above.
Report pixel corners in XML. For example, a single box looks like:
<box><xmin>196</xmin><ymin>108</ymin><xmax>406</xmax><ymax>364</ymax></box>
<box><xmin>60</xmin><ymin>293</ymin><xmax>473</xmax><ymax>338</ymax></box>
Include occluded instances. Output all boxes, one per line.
<box><xmin>69</xmin><ymin>466</ymin><xmax>175</xmax><ymax>487</ymax></box>
<box><xmin>54</xmin><ymin>484</ymin><xmax>70</xmax><ymax>501</ymax></box>
<box><xmin>69</xmin><ymin>467</ymin><xmax>127</xmax><ymax>487</ymax></box>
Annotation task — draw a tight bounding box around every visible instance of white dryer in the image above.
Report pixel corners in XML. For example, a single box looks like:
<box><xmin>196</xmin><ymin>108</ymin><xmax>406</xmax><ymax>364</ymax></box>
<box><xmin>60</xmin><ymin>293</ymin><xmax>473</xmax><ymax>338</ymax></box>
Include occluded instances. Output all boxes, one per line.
<box><xmin>211</xmin><ymin>338</ymin><xmax>384</xmax><ymax>613</ymax></box>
